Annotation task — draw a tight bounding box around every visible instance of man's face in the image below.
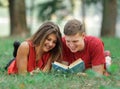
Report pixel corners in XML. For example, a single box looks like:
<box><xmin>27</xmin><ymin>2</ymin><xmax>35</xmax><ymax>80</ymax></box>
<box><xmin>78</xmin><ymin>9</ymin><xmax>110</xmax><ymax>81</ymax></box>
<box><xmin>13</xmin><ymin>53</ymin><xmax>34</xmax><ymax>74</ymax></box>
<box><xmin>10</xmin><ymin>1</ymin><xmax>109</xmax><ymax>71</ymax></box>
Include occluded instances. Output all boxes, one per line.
<box><xmin>65</xmin><ymin>33</ymin><xmax>85</xmax><ymax>53</ymax></box>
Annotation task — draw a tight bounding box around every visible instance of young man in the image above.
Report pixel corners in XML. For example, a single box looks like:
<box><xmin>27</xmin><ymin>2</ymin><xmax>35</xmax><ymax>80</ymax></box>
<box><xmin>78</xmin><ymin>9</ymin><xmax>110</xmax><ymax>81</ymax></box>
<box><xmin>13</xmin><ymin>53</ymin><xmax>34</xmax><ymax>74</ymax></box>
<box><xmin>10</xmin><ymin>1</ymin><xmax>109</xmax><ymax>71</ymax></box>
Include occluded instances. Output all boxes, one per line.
<box><xmin>62</xmin><ymin>19</ymin><xmax>110</xmax><ymax>75</ymax></box>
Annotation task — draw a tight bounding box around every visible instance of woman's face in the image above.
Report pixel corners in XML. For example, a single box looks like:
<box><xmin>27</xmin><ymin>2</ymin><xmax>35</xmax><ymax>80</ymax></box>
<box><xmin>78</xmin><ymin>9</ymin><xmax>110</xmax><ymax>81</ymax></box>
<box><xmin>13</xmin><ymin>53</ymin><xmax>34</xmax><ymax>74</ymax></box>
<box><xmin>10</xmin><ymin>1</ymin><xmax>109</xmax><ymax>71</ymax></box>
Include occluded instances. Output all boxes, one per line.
<box><xmin>43</xmin><ymin>33</ymin><xmax>57</xmax><ymax>52</ymax></box>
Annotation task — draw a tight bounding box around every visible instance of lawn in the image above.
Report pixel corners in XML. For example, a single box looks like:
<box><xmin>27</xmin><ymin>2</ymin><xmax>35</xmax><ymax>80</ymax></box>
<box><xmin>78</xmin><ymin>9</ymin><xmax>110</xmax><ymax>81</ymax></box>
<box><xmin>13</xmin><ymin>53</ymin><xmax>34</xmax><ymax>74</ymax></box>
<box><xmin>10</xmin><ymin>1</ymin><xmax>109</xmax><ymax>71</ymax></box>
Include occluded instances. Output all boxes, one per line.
<box><xmin>0</xmin><ymin>37</ymin><xmax>120</xmax><ymax>89</ymax></box>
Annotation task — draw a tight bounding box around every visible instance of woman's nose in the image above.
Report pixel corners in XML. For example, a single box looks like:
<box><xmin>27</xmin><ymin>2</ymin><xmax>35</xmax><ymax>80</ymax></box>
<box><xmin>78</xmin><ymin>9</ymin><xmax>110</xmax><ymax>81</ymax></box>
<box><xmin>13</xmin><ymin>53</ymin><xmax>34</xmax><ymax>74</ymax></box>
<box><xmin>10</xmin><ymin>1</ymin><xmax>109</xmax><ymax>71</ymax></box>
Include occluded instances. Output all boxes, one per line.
<box><xmin>49</xmin><ymin>41</ymin><xmax>54</xmax><ymax>46</ymax></box>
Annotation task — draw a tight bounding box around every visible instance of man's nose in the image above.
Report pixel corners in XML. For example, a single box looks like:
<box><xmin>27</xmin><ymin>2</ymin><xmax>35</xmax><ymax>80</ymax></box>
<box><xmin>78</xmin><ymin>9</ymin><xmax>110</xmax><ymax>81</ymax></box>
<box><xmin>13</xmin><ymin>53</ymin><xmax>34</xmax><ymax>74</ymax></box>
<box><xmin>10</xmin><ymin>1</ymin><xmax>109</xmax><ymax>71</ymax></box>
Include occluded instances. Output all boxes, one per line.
<box><xmin>69</xmin><ymin>42</ymin><xmax>74</xmax><ymax>47</ymax></box>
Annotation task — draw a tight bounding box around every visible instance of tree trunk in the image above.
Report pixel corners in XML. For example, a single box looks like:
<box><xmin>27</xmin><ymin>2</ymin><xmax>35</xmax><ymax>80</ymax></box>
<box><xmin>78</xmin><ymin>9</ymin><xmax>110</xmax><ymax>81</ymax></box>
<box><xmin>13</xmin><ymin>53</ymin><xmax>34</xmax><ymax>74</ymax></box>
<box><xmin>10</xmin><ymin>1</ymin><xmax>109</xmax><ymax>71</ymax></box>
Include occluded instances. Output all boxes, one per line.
<box><xmin>101</xmin><ymin>0</ymin><xmax>117</xmax><ymax>37</ymax></box>
<box><xmin>9</xmin><ymin>0</ymin><xmax>29</xmax><ymax>37</ymax></box>
<box><xmin>81</xmin><ymin>0</ymin><xmax>86</xmax><ymax>32</ymax></box>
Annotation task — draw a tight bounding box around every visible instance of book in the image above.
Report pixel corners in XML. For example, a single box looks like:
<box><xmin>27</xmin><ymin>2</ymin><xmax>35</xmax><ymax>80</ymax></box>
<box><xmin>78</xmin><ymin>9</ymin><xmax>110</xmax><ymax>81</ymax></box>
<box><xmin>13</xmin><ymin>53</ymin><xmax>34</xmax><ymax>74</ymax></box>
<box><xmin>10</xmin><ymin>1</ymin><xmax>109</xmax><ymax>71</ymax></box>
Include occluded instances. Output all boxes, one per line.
<box><xmin>52</xmin><ymin>59</ymin><xmax>85</xmax><ymax>73</ymax></box>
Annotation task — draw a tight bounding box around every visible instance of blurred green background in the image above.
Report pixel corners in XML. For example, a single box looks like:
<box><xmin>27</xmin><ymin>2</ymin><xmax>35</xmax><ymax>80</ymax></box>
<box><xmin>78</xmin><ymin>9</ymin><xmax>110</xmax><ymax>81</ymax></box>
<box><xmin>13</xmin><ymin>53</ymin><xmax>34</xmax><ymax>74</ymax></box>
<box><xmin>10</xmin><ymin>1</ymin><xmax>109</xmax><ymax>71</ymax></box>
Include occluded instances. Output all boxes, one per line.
<box><xmin>0</xmin><ymin>0</ymin><xmax>120</xmax><ymax>38</ymax></box>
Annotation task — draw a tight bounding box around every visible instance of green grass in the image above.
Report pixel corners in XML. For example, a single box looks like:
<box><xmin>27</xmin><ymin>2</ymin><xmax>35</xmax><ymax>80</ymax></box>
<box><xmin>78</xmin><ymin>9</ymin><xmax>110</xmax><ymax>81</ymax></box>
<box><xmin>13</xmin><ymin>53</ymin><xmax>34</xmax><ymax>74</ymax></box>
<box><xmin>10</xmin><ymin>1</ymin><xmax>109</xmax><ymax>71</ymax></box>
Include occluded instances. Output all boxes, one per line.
<box><xmin>0</xmin><ymin>37</ymin><xmax>120</xmax><ymax>89</ymax></box>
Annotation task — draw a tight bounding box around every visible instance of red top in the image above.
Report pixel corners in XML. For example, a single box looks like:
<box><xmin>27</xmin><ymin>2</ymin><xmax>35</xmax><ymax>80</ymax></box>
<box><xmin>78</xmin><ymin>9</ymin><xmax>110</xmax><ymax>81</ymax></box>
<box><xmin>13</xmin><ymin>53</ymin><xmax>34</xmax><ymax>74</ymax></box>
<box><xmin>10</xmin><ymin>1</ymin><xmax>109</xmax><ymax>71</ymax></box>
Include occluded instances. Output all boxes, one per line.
<box><xmin>8</xmin><ymin>41</ymin><xmax>50</xmax><ymax>74</ymax></box>
<box><xmin>62</xmin><ymin>36</ymin><xmax>105</xmax><ymax>69</ymax></box>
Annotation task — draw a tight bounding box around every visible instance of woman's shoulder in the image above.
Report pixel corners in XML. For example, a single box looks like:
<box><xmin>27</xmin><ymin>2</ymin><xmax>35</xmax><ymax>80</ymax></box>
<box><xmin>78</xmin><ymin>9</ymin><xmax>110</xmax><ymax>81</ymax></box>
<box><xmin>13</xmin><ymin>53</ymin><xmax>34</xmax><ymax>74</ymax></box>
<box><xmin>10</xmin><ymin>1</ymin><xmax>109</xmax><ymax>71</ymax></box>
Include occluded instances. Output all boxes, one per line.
<box><xmin>20</xmin><ymin>41</ymin><xmax>29</xmax><ymax>47</ymax></box>
<box><xmin>18</xmin><ymin>41</ymin><xmax>29</xmax><ymax>53</ymax></box>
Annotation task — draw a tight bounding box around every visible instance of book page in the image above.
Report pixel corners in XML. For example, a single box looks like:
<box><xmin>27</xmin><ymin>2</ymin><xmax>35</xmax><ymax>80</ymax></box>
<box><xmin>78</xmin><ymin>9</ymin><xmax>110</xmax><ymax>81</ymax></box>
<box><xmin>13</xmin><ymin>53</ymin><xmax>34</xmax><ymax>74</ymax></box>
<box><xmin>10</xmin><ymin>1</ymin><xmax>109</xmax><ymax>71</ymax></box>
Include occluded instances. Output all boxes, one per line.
<box><xmin>61</xmin><ymin>61</ymin><xmax>69</xmax><ymax>66</ymax></box>
<box><xmin>54</xmin><ymin>61</ymin><xmax>68</xmax><ymax>69</ymax></box>
<box><xmin>69</xmin><ymin>59</ymin><xmax>83</xmax><ymax>68</ymax></box>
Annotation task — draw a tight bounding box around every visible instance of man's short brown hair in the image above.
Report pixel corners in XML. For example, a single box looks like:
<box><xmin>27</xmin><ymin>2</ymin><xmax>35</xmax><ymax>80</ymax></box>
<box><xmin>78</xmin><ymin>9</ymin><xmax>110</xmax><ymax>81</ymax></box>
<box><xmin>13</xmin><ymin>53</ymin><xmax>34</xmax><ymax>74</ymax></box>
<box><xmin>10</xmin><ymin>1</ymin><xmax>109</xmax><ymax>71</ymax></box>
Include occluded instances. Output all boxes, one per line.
<box><xmin>64</xmin><ymin>19</ymin><xmax>84</xmax><ymax>35</ymax></box>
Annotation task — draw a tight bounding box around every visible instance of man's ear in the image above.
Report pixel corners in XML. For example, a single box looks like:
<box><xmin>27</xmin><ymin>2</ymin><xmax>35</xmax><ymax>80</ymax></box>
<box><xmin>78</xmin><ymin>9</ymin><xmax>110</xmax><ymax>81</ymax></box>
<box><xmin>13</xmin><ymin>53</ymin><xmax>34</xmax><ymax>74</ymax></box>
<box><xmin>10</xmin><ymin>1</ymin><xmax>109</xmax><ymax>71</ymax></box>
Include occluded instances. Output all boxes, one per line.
<box><xmin>81</xmin><ymin>32</ymin><xmax>86</xmax><ymax>38</ymax></box>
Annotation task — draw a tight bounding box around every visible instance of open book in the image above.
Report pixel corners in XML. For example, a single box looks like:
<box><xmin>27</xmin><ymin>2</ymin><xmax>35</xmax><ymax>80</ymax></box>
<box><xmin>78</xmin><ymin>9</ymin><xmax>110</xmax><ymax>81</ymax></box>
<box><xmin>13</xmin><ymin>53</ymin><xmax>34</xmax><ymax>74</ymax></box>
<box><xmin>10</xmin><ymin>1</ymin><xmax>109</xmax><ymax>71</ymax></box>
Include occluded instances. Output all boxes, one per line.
<box><xmin>52</xmin><ymin>59</ymin><xmax>85</xmax><ymax>73</ymax></box>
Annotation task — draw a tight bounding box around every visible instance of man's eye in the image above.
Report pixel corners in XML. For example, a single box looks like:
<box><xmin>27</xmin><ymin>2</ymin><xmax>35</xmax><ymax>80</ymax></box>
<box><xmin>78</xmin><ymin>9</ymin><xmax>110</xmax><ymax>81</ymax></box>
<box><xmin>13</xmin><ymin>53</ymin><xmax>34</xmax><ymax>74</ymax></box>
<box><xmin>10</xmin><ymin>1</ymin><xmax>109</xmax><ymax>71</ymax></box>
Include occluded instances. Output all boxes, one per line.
<box><xmin>73</xmin><ymin>41</ymin><xmax>77</xmax><ymax>43</ymax></box>
<box><xmin>66</xmin><ymin>40</ymin><xmax>70</xmax><ymax>43</ymax></box>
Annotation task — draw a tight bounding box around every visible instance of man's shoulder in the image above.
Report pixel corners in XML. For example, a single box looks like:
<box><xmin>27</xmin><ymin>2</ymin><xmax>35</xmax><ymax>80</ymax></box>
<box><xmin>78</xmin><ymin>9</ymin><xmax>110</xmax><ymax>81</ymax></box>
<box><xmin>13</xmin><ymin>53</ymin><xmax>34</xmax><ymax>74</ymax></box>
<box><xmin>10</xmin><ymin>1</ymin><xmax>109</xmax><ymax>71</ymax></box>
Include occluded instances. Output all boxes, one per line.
<box><xmin>85</xmin><ymin>35</ymin><xmax>100</xmax><ymax>40</ymax></box>
<box><xmin>85</xmin><ymin>36</ymin><xmax>103</xmax><ymax>44</ymax></box>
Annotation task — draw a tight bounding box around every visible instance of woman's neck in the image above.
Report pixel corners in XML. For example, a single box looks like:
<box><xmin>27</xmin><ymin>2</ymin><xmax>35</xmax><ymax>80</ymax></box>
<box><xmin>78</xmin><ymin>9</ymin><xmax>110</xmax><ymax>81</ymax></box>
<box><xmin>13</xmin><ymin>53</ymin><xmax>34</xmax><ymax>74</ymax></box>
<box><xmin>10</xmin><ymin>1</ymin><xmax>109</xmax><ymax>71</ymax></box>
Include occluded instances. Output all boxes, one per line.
<box><xmin>35</xmin><ymin>46</ymin><xmax>44</xmax><ymax>61</ymax></box>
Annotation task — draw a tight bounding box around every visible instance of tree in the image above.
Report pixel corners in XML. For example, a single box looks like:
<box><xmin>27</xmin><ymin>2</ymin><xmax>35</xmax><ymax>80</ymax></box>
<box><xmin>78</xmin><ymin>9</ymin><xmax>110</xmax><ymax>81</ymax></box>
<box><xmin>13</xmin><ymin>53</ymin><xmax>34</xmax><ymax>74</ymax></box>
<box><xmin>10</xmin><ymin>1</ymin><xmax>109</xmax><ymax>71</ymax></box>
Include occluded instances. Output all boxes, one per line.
<box><xmin>8</xmin><ymin>0</ymin><xmax>29</xmax><ymax>37</ymax></box>
<box><xmin>81</xmin><ymin>0</ymin><xmax>86</xmax><ymax>32</ymax></box>
<box><xmin>85</xmin><ymin>0</ymin><xmax>117</xmax><ymax>37</ymax></box>
<box><xmin>101</xmin><ymin>0</ymin><xmax>117</xmax><ymax>37</ymax></box>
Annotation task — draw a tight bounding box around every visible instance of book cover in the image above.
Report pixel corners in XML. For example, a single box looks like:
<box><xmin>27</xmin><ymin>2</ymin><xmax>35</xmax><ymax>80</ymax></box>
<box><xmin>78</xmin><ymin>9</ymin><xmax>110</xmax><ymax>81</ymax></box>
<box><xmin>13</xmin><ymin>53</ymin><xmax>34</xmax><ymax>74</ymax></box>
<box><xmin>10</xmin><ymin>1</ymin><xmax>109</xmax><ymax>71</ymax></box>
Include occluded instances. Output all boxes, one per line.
<box><xmin>52</xmin><ymin>59</ymin><xmax>85</xmax><ymax>73</ymax></box>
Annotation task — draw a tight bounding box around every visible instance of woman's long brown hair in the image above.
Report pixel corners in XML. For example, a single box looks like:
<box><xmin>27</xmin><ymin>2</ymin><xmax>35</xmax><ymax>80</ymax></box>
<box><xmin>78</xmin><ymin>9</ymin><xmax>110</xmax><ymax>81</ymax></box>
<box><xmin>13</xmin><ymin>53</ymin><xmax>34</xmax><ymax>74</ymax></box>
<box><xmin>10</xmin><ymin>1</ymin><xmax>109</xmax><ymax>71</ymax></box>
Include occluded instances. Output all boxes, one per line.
<box><xmin>29</xmin><ymin>21</ymin><xmax>62</xmax><ymax>62</ymax></box>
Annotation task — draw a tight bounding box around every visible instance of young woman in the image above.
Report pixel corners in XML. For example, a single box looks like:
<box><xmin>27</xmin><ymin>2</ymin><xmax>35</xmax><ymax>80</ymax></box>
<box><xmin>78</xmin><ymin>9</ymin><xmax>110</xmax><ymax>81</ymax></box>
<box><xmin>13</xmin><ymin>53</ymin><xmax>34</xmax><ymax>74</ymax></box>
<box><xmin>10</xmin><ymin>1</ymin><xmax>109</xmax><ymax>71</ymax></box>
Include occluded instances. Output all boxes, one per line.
<box><xmin>8</xmin><ymin>21</ymin><xmax>62</xmax><ymax>75</ymax></box>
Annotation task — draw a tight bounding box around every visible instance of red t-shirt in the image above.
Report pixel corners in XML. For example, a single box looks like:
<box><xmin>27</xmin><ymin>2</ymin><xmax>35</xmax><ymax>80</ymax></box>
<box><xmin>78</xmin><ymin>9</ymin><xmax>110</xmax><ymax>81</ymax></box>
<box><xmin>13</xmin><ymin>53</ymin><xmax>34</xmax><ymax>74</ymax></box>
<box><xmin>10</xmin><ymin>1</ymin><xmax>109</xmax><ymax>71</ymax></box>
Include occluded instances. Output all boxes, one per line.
<box><xmin>8</xmin><ymin>41</ymin><xmax>50</xmax><ymax>74</ymax></box>
<box><xmin>62</xmin><ymin>36</ymin><xmax>105</xmax><ymax>69</ymax></box>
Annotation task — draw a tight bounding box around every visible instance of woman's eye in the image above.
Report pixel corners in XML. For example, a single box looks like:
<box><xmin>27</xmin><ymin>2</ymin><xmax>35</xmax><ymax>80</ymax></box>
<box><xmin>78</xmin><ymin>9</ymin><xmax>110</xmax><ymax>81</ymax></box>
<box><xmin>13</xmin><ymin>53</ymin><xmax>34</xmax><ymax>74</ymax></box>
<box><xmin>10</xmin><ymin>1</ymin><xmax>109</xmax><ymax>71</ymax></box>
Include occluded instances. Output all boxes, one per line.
<box><xmin>47</xmin><ymin>38</ymin><xmax>51</xmax><ymax>41</ymax></box>
<box><xmin>53</xmin><ymin>41</ymin><xmax>57</xmax><ymax>44</ymax></box>
<box><xmin>47</xmin><ymin>38</ymin><xmax>56</xmax><ymax>44</ymax></box>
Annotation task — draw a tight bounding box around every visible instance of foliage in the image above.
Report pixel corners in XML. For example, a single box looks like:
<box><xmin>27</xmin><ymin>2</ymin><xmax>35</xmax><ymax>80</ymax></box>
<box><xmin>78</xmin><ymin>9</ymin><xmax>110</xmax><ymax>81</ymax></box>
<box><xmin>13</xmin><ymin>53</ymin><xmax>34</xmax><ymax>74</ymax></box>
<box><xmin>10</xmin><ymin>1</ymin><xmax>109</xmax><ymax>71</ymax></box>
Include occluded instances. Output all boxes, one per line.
<box><xmin>0</xmin><ymin>0</ymin><xmax>8</xmax><ymax>7</ymax></box>
<box><xmin>85</xmin><ymin>0</ymin><xmax>102</xmax><ymax>5</ymax></box>
<box><xmin>0</xmin><ymin>37</ymin><xmax>120</xmax><ymax>89</ymax></box>
<box><xmin>117</xmin><ymin>0</ymin><xmax>120</xmax><ymax>18</ymax></box>
<box><xmin>36</xmin><ymin>0</ymin><xmax>66</xmax><ymax>21</ymax></box>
